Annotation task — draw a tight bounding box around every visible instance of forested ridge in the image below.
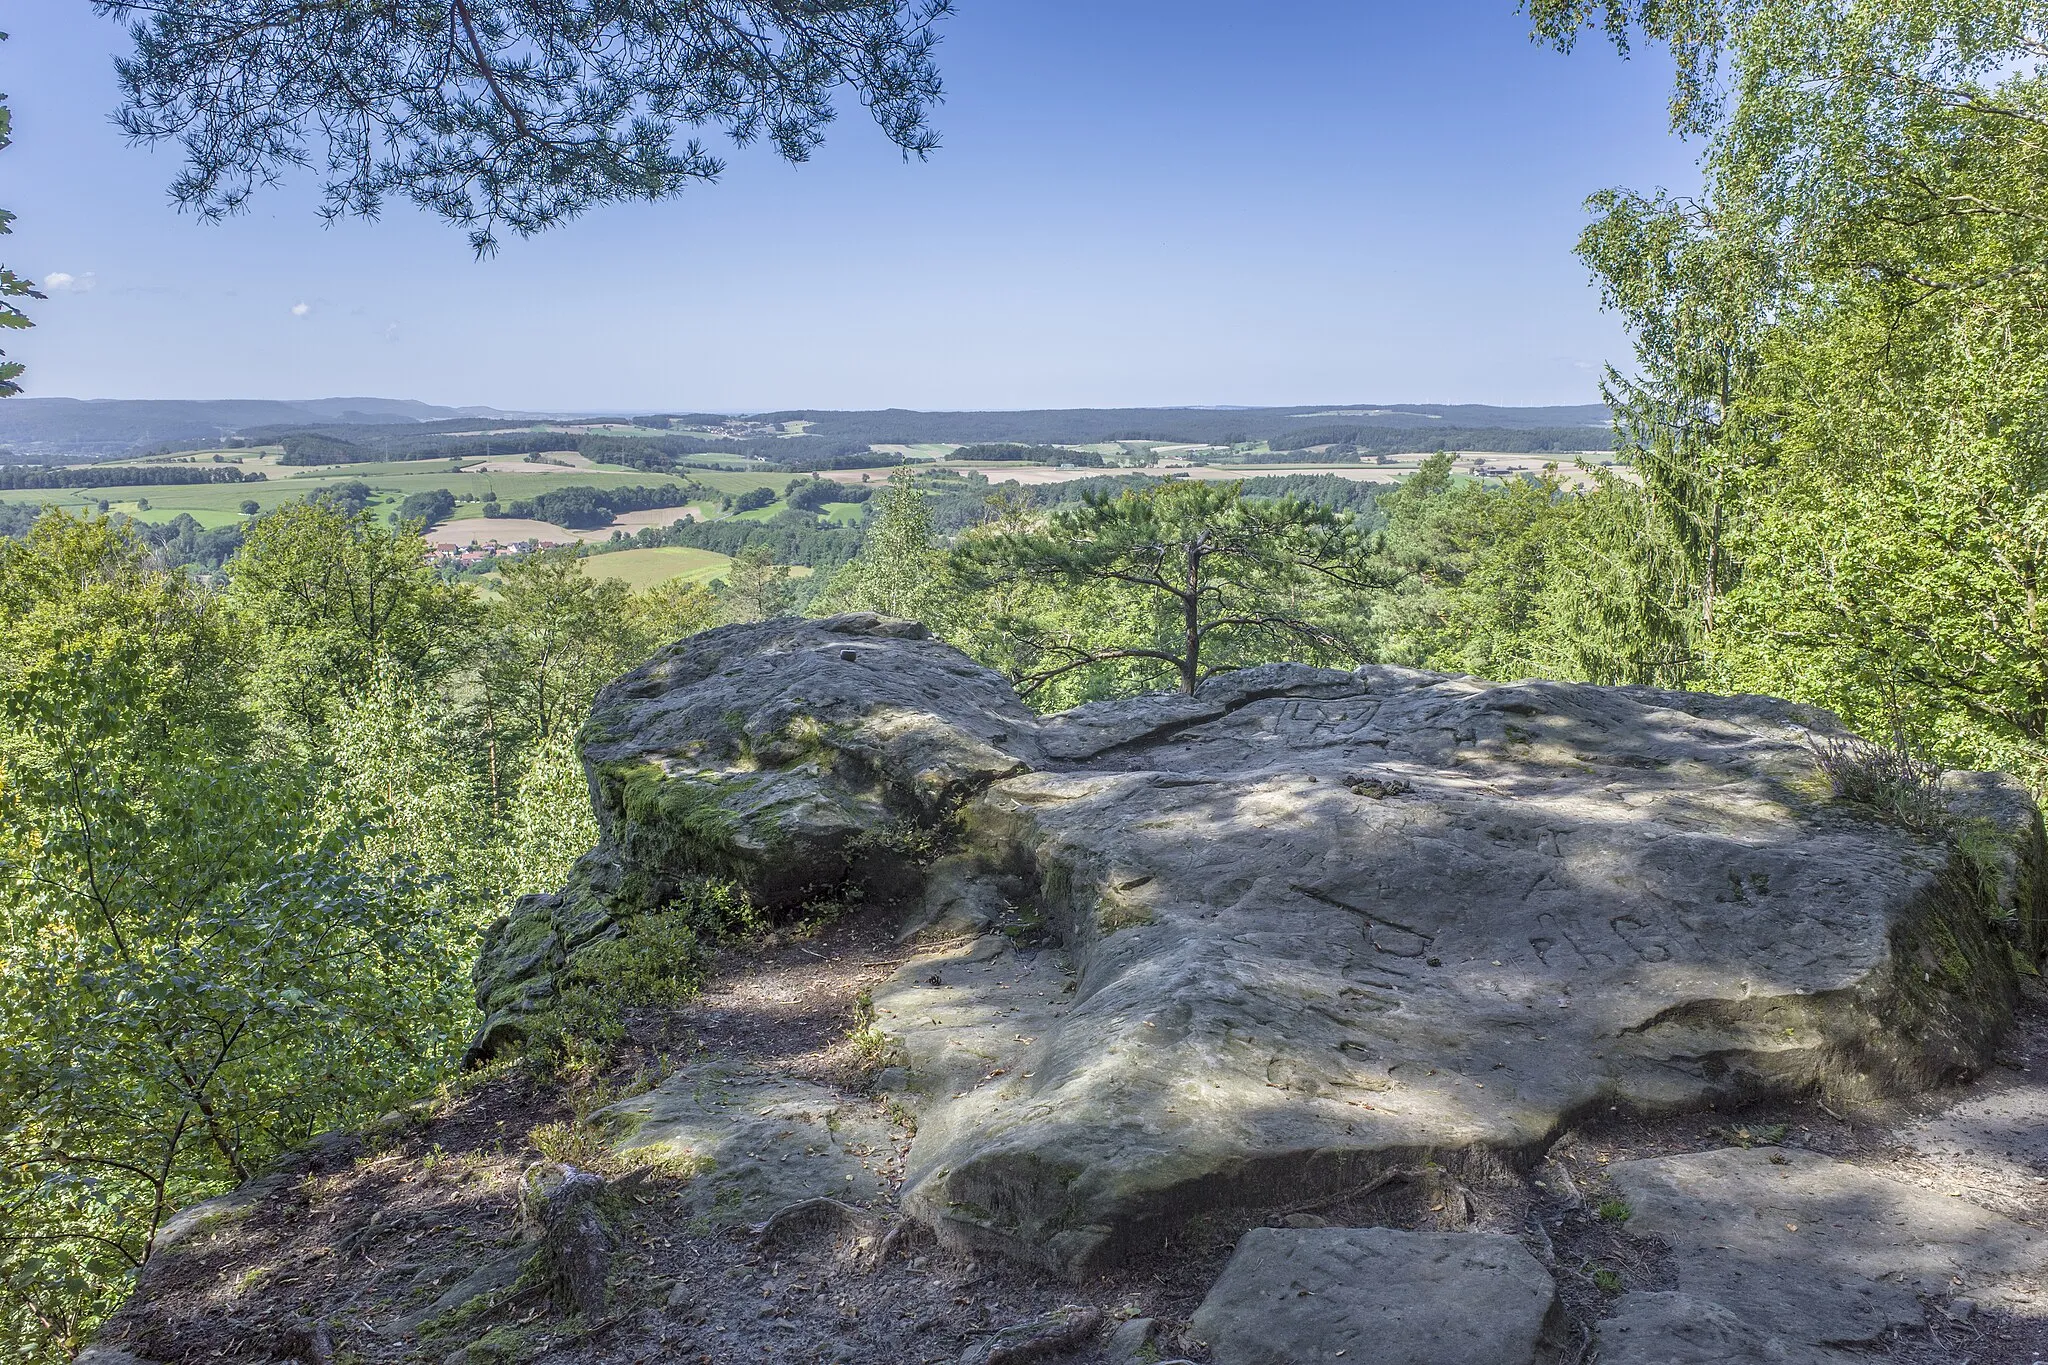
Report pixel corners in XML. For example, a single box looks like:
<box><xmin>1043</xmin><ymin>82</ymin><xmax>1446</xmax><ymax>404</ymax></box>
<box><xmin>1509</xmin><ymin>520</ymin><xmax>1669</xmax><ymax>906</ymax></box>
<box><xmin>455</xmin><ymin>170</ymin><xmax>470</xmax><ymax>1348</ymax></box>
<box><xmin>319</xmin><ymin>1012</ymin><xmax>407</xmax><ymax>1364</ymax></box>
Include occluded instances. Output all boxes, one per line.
<box><xmin>7</xmin><ymin>0</ymin><xmax>2048</xmax><ymax>1358</ymax></box>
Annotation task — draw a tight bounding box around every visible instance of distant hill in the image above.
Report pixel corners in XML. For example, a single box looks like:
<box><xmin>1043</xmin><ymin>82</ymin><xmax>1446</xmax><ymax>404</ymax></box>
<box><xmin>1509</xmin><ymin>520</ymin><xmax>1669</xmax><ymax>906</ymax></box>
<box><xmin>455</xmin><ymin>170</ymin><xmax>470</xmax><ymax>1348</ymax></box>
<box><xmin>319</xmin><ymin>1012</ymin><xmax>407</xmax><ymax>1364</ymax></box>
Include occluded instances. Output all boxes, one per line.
<box><xmin>0</xmin><ymin>397</ymin><xmax>1613</xmax><ymax>461</ymax></box>
<box><xmin>764</xmin><ymin>404</ymin><xmax>1612</xmax><ymax>447</ymax></box>
<box><xmin>0</xmin><ymin>397</ymin><xmax>581</xmax><ymax>460</ymax></box>
<box><xmin>284</xmin><ymin>397</ymin><xmax>481</xmax><ymax>423</ymax></box>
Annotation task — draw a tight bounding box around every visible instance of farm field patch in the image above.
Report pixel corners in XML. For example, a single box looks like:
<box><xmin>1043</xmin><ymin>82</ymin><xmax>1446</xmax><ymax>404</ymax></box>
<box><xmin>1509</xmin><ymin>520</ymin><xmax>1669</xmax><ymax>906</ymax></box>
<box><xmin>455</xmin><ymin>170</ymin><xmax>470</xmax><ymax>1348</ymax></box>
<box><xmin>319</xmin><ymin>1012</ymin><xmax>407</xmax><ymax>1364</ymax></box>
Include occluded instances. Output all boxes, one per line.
<box><xmin>817</xmin><ymin>501</ymin><xmax>866</xmax><ymax>526</ymax></box>
<box><xmin>577</xmin><ymin>546</ymin><xmax>733</xmax><ymax>590</ymax></box>
<box><xmin>0</xmin><ymin>465</ymin><xmax>728</xmax><ymax>529</ymax></box>
<box><xmin>682</xmin><ymin>469</ymin><xmax>790</xmax><ymax>496</ymax></box>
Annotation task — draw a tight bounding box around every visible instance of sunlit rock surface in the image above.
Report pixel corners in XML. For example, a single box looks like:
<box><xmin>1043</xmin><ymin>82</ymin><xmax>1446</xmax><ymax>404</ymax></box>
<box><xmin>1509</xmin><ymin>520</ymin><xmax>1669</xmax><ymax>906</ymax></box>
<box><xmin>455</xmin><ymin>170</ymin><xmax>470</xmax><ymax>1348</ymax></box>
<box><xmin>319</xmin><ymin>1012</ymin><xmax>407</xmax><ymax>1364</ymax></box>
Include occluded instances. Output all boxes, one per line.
<box><xmin>1597</xmin><ymin>1147</ymin><xmax>2048</xmax><ymax>1361</ymax></box>
<box><xmin>477</xmin><ymin>614</ymin><xmax>2044</xmax><ymax>1273</ymax></box>
<box><xmin>594</xmin><ymin>1060</ymin><xmax>898</xmax><ymax>1227</ymax></box>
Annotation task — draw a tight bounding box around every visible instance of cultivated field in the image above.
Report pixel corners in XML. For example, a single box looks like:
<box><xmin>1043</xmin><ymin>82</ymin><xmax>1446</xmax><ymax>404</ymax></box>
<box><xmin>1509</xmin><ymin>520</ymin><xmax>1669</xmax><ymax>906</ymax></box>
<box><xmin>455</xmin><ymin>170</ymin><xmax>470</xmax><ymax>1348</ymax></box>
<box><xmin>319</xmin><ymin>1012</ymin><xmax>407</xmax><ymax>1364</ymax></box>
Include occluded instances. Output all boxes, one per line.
<box><xmin>425</xmin><ymin>505</ymin><xmax>705</xmax><ymax>549</ymax></box>
<box><xmin>0</xmin><ymin>451</ymin><xmax>784</xmax><ymax>537</ymax></box>
<box><xmin>816</xmin><ymin>501</ymin><xmax>866</xmax><ymax>525</ymax></box>
<box><xmin>577</xmin><ymin>547</ymin><xmax>733</xmax><ymax>590</ymax></box>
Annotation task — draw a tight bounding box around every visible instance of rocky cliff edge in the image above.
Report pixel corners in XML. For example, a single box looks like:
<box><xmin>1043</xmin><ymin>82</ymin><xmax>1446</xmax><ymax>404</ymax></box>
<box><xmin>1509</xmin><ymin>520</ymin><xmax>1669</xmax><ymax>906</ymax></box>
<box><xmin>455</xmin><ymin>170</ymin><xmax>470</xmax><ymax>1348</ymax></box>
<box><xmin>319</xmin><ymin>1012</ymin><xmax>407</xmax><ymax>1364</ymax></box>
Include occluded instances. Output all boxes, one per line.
<box><xmin>471</xmin><ymin>613</ymin><xmax>2046</xmax><ymax>1276</ymax></box>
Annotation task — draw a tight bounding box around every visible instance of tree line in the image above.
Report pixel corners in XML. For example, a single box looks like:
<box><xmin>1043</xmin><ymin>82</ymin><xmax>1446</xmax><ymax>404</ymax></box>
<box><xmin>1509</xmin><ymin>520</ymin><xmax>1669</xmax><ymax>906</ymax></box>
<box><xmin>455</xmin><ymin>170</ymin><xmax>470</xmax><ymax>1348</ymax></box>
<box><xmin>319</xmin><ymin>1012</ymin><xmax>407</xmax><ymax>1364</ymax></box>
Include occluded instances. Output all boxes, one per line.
<box><xmin>484</xmin><ymin>482</ymin><xmax>704</xmax><ymax>530</ymax></box>
<box><xmin>263</xmin><ymin>424</ymin><xmax>911</xmax><ymax>475</ymax></box>
<box><xmin>725</xmin><ymin>405</ymin><xmax>1609</xmax><ymax>449</ymax></box>
<box><xmin>1263</xmin><ymin>425</ymin><xmax>1610</xmax><ymax>456</ymax></box>
<box><xmin>0</xmin><ymin>465</ymin><xmax>259</xmax><ymax>489</ymax></box>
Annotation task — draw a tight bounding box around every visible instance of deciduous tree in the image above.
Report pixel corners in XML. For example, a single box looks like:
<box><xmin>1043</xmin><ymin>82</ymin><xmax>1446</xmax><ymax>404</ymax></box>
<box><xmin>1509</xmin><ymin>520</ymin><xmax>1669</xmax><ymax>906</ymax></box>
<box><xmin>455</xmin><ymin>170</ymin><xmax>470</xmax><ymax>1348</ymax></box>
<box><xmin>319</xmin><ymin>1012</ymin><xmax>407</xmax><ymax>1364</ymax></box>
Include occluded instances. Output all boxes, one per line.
<box><xmin>811</xmin><ymin>469</ymin><xmax>946</xmax><ymax>623</ymax></box>
<box><xmin>225</xmin><ymin>501</ymin><xmax>475</xmax><ymax>745</ymax></box>
<box><xmin>0</xmin><ymin>518</ymin><xmax>461</xmax><ymax>1362</ymax></box>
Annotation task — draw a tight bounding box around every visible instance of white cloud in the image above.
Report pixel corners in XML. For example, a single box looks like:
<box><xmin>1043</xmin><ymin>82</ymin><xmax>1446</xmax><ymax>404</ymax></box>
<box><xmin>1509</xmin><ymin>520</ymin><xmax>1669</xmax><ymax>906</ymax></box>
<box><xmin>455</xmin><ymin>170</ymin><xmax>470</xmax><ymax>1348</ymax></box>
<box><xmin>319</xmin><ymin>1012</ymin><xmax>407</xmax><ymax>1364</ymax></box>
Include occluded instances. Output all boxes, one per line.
<box><xmin>383</xmin><ymin>322</ymin><xmax>402</xmax><ymax>342</ymax></box>
<box><xmin>43</xmin><ymin>271</ymin><xmax>96</xmax><ymax>294</ymax></box>
<box><xmin>291</xmin><ymin>301</ymin><xmax>311</xmax><ymax>317</ymax></box>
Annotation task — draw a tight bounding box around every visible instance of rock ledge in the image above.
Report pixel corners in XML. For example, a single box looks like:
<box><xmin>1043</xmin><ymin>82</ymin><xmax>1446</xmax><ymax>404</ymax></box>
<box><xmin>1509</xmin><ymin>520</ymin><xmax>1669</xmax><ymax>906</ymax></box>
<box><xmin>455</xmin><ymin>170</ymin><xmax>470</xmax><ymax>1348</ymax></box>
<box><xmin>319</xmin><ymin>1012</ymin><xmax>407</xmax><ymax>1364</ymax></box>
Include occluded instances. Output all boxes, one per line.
<box><xmin>476</xmin><ymin>615</ymin><xmax>2045</xmax><ymax>1273</ymax></box>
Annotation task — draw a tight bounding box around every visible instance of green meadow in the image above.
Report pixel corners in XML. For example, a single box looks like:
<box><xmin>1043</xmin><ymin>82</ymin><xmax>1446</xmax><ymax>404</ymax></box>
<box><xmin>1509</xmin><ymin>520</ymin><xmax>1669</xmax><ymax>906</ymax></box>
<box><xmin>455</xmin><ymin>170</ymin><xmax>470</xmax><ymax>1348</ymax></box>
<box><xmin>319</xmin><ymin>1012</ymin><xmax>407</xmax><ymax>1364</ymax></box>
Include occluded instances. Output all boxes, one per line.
<box><xmin>816</xmin><ymin>501</ymin><xmax>867</xmax><ymax>526</ymax></box>
<box><xmin>576</xmin><ymin>546</ymin><xmax>734</xmax><ymax>590</ymax></box>
<box><xmin>0</xmin><ymin>453</ymin><xmax>789</xmax><ymax>532</ymax></box>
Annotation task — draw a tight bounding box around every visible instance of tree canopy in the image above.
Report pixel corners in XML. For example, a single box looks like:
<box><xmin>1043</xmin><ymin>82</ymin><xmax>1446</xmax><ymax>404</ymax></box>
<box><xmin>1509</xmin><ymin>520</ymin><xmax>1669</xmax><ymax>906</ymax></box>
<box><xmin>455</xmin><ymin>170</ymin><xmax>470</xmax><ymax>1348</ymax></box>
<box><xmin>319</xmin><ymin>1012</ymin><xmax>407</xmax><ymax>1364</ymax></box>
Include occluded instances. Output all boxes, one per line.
<box><xmin>96</xmin><ymin>0</ymin><xmax>953</xmax><ymax>253</ymax></box>
<box><xmin>956</xmin><ymin>480</ymin><xmax>1380</xmax><ymax>696</ymax></box>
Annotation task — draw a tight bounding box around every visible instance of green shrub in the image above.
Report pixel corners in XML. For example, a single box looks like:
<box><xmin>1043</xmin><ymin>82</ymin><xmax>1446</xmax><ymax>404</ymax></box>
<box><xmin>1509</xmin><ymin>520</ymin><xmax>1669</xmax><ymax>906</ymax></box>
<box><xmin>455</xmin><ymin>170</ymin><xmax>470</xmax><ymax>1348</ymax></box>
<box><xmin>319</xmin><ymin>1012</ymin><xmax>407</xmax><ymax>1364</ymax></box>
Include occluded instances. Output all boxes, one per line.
<box><xmin>526</xmin><ymin>879</ymin><xmax>757</xmax><ymax>1058</ymax></box>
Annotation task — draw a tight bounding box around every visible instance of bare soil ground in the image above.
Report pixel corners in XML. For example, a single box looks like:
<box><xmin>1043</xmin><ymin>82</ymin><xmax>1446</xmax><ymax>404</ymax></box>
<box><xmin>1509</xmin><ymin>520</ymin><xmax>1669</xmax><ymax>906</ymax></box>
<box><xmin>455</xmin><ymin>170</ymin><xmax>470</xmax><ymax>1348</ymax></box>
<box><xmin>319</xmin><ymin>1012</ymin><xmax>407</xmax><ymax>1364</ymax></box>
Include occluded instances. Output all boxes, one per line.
<box><xmin>90</xmin><ymin>915</ymin><xmax>2048</xmax><ymax>1365</ymax></box>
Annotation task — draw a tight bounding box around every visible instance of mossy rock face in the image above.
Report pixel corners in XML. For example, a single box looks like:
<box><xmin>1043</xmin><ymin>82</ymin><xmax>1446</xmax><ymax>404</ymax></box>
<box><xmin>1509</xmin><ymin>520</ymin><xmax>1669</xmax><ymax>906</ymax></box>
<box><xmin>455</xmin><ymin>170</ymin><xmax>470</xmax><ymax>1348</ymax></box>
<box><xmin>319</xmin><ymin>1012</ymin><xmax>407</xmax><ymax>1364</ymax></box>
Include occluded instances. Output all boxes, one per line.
<box><xmin>468</xmin><ymin>615</ymin><xmax>1044</xmax><ymax>1057</ymax></box>
<box><xmin>1941</xmin><ymin>769</ymin><xmax>2048</xmax><ymax>961</ymax></box>
<box><xmin>581</xmin><ymin>613</ymin><xmax>1040</xmax><ymax>914</ymax></box>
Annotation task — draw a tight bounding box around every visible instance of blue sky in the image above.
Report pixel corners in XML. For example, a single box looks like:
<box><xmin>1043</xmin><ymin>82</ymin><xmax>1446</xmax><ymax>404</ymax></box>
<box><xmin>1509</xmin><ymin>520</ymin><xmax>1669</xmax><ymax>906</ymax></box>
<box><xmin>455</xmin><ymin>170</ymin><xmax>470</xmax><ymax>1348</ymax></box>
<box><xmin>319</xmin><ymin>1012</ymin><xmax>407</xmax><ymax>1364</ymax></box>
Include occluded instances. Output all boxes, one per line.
<box><xmin>3</xmin><ymin>2</ymin><xmax>1696</xmax><ymax>411</ymax></box>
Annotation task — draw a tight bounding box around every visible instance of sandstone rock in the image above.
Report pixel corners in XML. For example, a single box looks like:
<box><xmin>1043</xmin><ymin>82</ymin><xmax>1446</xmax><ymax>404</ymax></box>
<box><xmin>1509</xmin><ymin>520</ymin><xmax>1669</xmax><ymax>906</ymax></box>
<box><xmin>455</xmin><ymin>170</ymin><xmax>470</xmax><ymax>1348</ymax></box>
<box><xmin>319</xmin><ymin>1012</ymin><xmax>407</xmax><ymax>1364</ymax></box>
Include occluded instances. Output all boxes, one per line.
<box><xmin>595</xmin><ymin>1059</ymin><xmax>897</xmax><ymax>1225</ymax></box>
<box><xmin>1941</xmin><ymin>769</ymin><xmax>2048</xmax><ymax>960</ymax></box>
<box><xmin>1602</xmin><ymin>1147</ymin><xmax>2047</xmax><ymax>1354</ymax></box>
<box><xmin>470</xmin><ymin>614</ymin><xmax>1041</xmax><ymax>1053</ymax></box>
<box><xmin>753</xmin><ymin>1196</ymin><xmax>884</xmax><ymax>1252</ymax></box>
<box><xmin>396</xmin><ymin>1245</ymin><xmax>534</xmax><ymax>1333</ymax></box>
<box><xmin>1186</xmin><ymin>1227</ymin><xmax>1567</xmax><ymax>1365</ymax></box>
<box><xmin>73</xmin><ymin>1349</ymin><xmax>158</xmax><ymax>1365</ymax></box>
<box><xmin>1101</xmin><ymin>1316</ymin><xmax>1157</xmax><ymax>1362</ymax></box>
<box><xmin>895</xmin><ymin>853</ymin><xmax>1016</xmax><ymax>944</ymax></box>
<box><xmin>1596</xmin><ymin>1292</ymin><xmax>1847</xmax><ymax>1365</ymax></box>
<box><xmin>487</xmin><ymin>618</ymin><xmax>2042</xmax><ymax>1275</ymax></box>
<box><xmin>579</xmin><ymin>612</ymin><xmax>1038</xmax><ymax>909</ymax></box>
<box><xmin>133</xmin><ymin>1171</ymin><xmax>297</xmax><ymax>1297</ymax></box>
<box><xmin>889</xmin><ymin>668</ymin><xmax>2034</xmax><ymax>1270</ymax></box>
<box><xmin>1037</xmin><ymin>692</ymin><xmax>1224</xmax><ymax>762</ymax></box>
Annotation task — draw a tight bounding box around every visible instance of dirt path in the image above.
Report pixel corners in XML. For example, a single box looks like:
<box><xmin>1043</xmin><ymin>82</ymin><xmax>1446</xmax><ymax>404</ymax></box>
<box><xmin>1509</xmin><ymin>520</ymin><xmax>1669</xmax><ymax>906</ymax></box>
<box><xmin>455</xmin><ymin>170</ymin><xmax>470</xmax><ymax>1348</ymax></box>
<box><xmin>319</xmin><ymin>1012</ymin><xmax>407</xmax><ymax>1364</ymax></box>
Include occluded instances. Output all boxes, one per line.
<box><xmin>621</xmin><ymin>911</ymin><xmax>915</xmax><ymax>1089</ymax></box>
<box><xmin>94</xmin><ymin>909</ymin><xmax>1218</xmax><ymax>1365</ymax></box>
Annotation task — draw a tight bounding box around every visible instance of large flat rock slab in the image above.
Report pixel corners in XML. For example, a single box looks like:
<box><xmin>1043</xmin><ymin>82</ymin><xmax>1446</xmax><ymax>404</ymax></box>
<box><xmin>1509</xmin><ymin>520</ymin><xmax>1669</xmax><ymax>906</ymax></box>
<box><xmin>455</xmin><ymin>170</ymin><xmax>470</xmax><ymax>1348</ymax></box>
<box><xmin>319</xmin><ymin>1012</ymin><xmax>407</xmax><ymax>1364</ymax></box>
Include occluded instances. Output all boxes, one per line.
<box><xmin>595</xmin><ymin>1060</ymin><xmax>900</xmax><ymax>1226</ymax></box>
<box><xmin>1599</xmin><ymin>1147</ymin><xmax>2048</xmax><ymax>1356</ymax></box>
<box><xmin>1186</xmin><ymin>1227</ymin><xmax>1567</xmax><ymax>1365</ymax></box>
<box><xmin>892</xmin><ymin>668</ymin><xmax>2033</xmax><ymax>1269</ymax></box>
<box><xmin>1597</xmin><ymin>1291</ymin><xmax>1849</xmax><ymax>1365</ymax></box>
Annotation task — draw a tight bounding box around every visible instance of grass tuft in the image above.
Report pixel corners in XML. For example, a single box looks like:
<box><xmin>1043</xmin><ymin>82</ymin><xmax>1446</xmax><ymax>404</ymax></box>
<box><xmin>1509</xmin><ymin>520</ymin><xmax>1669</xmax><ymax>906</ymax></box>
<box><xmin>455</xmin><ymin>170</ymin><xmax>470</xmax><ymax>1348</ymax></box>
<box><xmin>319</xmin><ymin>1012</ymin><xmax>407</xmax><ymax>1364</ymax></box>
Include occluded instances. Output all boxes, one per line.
<box><xmin>1807</xmin><ymin>728</ymin><xmax>1947</xmax><ymax>831</ymax></box>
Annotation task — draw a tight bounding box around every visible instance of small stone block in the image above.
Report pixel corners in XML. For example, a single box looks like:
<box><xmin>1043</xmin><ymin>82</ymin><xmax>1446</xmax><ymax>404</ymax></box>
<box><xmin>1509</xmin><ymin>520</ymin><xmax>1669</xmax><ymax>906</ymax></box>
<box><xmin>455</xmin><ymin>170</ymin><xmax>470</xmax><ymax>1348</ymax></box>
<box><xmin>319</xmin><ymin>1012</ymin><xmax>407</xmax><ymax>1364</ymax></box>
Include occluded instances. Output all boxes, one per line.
<box><xmin>1188</xmin><ymin>1227</ymin><xmax>1567</xmax><ymax>1365</ymax></box>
